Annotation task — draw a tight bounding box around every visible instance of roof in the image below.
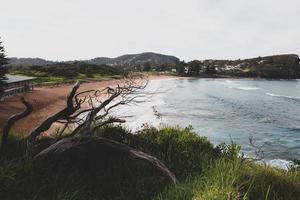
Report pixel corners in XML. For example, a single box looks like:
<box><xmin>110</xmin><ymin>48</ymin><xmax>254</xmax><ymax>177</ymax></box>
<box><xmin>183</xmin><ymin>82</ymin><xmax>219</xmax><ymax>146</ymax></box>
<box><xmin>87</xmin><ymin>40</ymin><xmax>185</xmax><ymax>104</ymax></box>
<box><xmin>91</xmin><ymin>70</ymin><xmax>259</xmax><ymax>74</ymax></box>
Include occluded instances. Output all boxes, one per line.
<box><xmin>4</xmin><ymin>75</ymin><xmax>36</xmax><ymax>84</ymax></box>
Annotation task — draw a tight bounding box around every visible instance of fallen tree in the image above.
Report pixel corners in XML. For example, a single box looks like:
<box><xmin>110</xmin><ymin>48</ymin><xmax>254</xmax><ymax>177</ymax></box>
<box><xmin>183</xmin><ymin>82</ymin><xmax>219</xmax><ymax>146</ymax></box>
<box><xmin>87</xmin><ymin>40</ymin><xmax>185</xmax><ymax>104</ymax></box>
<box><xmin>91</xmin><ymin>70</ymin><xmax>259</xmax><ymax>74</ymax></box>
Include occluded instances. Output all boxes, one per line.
<box><xmin>0</xmin><ymin>74</ymin><xmax>177</xmax><ymax>187</ymax></box>
<box><xmin>1</xmin><ymin>74</ymin><xmax>147</xmax><ymax>154</ymax></box>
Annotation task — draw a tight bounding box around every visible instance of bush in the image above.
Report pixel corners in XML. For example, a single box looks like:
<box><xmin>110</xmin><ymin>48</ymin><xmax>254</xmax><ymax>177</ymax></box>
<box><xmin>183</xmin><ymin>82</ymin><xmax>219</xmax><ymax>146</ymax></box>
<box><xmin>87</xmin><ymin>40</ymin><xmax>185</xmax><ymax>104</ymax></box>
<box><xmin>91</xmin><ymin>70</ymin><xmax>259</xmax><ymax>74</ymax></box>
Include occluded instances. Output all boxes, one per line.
<box><xmin>96</xmin><ymin>125</ymin><xmax>221</xmax><ymax>180</ymax></box>
<box><xmin>156</xmin><ymin>158</ymin><xmax>300</xmax><ymax>200</ymax></box>
<box><xmin>2</xmin><ymin>125</ymin><xmax>300</xmax><ymax>200</ymax></box>
<box><xmin>9</xmin><ymin>62</ymin><xmax>122</xmax><ymax>85</ymax></box>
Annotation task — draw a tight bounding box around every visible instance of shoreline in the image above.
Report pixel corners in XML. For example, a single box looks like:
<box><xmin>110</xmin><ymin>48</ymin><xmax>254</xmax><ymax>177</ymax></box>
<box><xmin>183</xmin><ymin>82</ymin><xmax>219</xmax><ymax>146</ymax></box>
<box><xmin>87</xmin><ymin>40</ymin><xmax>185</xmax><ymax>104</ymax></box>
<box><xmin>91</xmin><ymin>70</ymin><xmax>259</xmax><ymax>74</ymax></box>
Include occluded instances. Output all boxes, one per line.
<box><xmin>0</xmin><ymin>74</ymin><xmax>179</xmax><ymax>135</ymax></box>
<box><xmin>1</xmin><ymin>75</ymin><xmax>297</xmax><ymax>135</ymax></box>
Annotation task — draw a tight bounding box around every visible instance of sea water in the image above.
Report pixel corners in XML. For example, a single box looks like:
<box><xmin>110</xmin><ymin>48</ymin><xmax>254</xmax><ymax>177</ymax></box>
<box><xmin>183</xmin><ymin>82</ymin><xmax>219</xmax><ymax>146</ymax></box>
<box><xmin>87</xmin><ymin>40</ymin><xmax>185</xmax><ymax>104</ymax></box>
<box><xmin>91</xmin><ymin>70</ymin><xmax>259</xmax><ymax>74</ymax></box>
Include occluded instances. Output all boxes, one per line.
<box><xmin>114</xmin><ymin>78</ymin><xmax>300</xmax><ymax>169</ymax></box>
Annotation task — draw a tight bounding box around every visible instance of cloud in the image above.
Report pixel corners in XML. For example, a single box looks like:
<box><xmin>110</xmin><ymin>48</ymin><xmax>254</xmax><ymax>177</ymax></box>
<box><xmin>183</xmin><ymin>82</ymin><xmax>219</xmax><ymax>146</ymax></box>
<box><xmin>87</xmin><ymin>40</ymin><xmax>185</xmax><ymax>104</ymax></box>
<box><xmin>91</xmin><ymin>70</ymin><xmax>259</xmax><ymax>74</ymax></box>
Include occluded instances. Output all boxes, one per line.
<box><xmin>1</xmin><ymin>0</ymin><xmax>299</xmax><ymax>60</ymax></box>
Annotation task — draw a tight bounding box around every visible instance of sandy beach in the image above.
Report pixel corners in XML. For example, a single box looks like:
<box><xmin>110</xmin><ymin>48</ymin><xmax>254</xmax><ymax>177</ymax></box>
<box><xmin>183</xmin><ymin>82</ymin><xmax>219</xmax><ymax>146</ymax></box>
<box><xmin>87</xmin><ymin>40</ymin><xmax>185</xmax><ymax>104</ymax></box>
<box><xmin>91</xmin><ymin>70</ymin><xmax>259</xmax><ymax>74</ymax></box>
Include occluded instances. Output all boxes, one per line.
<box><xmin>0</xmin><ymin>74</ymin><xmax>178</xmax><ymax>135</ymax></box>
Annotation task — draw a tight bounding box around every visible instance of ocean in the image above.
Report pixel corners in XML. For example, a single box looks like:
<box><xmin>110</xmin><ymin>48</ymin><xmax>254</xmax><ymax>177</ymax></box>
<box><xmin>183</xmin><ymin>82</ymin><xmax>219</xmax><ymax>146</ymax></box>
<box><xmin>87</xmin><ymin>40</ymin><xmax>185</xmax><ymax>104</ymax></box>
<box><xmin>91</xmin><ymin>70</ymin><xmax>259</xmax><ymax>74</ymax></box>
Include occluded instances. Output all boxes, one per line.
<box><xmin>115</xmin><ymin>78</ymin><xmax>300</xmax><ymax>169</ymax></box>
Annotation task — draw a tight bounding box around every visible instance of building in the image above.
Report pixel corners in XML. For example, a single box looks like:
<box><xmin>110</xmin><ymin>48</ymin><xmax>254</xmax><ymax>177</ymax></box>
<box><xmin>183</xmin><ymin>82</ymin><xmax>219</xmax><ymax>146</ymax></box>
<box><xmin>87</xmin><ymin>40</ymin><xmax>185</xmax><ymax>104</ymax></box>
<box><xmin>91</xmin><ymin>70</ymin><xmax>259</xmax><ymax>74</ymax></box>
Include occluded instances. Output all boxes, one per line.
<box><xmin>2</xmin><ymin>75</ymin><xmax>36</xmax><ymax>99</ymax></box>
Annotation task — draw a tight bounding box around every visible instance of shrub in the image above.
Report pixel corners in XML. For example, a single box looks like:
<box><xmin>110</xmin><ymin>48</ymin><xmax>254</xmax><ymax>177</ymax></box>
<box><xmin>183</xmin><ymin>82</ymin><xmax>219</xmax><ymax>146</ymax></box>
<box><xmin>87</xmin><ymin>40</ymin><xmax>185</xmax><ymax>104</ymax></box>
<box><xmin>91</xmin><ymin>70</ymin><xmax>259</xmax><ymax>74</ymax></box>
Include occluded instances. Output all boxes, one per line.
<box><xmin>96</xmin><ymin>125</ymin><xmax>221</xmax><ymax>180</ymax></box>
<box><xmin>156</xmin><ymin>158</ymin><xmax>300</xmax><ymax>200</ymax></box>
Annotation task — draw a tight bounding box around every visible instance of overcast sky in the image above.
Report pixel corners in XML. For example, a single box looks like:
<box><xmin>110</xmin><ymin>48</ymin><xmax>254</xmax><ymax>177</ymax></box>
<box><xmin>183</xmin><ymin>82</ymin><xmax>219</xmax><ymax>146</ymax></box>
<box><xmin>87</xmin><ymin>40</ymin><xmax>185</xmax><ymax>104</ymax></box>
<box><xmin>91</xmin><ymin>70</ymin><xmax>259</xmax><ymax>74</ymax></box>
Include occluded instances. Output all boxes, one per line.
<box><xmin>1</xmin><ymin>0</ymin><xmax>300</xmax><ymax>61</ymax></box>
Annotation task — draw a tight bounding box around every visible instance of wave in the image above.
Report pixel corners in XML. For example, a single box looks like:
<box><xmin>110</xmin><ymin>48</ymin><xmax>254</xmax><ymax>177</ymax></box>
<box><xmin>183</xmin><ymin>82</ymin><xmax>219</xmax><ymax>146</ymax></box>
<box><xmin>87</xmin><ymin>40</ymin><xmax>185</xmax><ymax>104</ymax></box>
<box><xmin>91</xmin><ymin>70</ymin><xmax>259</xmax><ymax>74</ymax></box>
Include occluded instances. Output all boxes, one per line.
<box><xmin>234</xmin><ymin>87</ymin><xmax>260</xmax><ymax>91</ymax></box>
<box><xmin>263</xmin><ymin>159</ymin><xmax>296</xmax><ymax>171</ymax></box>
<box><xmin>266</xmin><ymin>93</ymin><xmax>300</xmax><ymax>102</ymax></box>
<box><xmin>241</xmin><ymin>155</ymin><xmax>296</xmax><ymax>171</ymax></box>
<box><xmin>285</xmin><ymin>126</ymin><xmax>300</xmax><ymax>132</ymax></box>
<box><xmin>257</xmin><ymin>117</ymin><xmax>275</xmax><ymax>123</ymax></box>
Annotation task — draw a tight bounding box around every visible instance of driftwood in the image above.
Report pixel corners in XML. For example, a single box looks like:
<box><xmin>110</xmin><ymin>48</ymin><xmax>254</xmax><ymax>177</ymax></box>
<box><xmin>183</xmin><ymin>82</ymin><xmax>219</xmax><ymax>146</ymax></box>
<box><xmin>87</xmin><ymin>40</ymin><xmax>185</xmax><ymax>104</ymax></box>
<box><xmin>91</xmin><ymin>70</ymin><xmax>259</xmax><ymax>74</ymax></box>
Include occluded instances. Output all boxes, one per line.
<box><xmin>1</xmin><ymin>97</ymin><xmax>33</xmax><ymax>153</ymax></box>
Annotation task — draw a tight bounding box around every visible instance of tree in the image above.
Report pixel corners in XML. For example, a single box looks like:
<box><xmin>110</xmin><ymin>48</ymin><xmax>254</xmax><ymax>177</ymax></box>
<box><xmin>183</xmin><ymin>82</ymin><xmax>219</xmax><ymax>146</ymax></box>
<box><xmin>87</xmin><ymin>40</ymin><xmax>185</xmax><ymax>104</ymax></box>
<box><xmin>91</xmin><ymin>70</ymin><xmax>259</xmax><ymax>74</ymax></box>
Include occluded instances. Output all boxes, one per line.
<box><xmin>175</xmin><ymin>61</ymin><xmax>185</xmax><ymax>75</ymax></box>
<box><xmin>143</xmin><ymin>62</ymin><xmax>151</xmax><ymax>72</ymax></box>
<box><xmin>0</xmin><ymin>38</ymin><xmax>8</xmax><ymax>98</ymax></box>
<box><xmin>188</xmin><ymin>60</ymin><xmax>202</xmax><ymax>75</ymax></box>
<box><xmin>204</xmin><ymin>65</ymin><xmax>217</xmax><ymax>75</ymax></box>
<box><xmin>0</xmin><ymin>74</ymin><xmax>149</xmax><ymax>156</ymax></box>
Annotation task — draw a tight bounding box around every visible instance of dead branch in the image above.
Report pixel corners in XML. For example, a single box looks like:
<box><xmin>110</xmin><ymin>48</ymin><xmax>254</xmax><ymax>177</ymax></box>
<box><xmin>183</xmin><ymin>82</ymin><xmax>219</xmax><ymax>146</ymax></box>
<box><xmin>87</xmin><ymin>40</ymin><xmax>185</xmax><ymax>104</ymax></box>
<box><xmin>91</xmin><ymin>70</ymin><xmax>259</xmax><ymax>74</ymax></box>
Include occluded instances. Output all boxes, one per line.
<box><xmin>1</xmin><ymin>97</ymin><xmax>33</xmax><ymax>153</ymax></box>
<box><xmin>248</xmin><ymin>136</ymin><xmax>265</xmax><ymax>161</ymax></box>
<box><xmin>21</xmin><ymin>74</ymin><xmax>148</xmax><ymax>156</ymax></box>
<box><xmin>25</xmin><ymin>82</ymin><xmax>81</xmax><ymax>148</ymax></box>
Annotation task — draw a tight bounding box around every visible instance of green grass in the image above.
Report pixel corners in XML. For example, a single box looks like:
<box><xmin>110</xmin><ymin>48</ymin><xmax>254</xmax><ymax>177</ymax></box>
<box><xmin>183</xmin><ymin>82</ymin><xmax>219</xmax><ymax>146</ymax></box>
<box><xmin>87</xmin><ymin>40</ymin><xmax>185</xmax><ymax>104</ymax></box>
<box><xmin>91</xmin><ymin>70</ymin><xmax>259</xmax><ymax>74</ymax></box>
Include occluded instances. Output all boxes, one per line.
<box><xmin>8</xmin><ymin>62</ymin><xmax>124</xmax><ymax>85</ymax></box>
<box><xmin>156</xmin><ymin>158</ymin><xmax>300</xmax><ymax>200</ymax></box>
<box><xmin>11</xmin><ymin>71</ymin><xmax>122</xmax><ymax>86</ymax></box>
<box><xmin>1</xmin><ymin>126</ymin><xmax>300</xmax><ymax>200</ymax></box>
<box><xmin>95</xmin><ymin>125</ymin><xmax>220</xmax><ymax>180</ymax></box>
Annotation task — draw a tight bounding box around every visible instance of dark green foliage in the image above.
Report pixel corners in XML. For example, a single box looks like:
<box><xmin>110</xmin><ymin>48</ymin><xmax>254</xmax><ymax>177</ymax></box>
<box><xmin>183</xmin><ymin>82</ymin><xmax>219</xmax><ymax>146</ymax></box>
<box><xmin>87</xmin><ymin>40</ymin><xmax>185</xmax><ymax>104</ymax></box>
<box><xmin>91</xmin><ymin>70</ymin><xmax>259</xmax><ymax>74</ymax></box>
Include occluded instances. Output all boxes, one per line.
<box><xmin>185</xmin><ymin>54</ymin><xmax>300</xmax><ymax>79</ymax></box>
<box><xmin>94</xmin><ymin>125</ymin><xmax>137</xmax><ymax>146</ymax></box>
<box><xmin>0</xmin><ymin>38</ymin><xmax>8</xmax><ymax>97</ymax></box>
<box><xmin>0</xmin><ymin>130</ymin><xmax>173</xmax><ymax>200</ymax></box>
<box><xmin>175</xmin><ymin>61</ymin><xmax>185</xmax><ymax>75</ymax></box>
<box><xmin>157</xmin><ymin>158</ymin><xmax>300</xmax><ymax>200</ymax></box>
<box><xmin>143</xmin><ymin>62</ymin><xmax>152</xmax><ymax>71</ymax></box>
<box><xmin>96</xmin><ymin>125</ymin><xmax>221</xmax><ymax>180</ymax></box>
<box><xmin>188</xmin><ymin>60</ymin><xmax>202</xmax><ymax>75</ymax></box>
<box><xmin>0</xmin><ymin>157</ymin><xmax>170</xmax><ymax>200</ymax></box>
<box><xmin>1</xmin><ymin>126</ymin><xmax>300</xmax><ymax>199</ymax></box>
<box><xmin>134</xmin><ymin>126</ymin><xmax>220</xmax><ymax>180</ymax></box>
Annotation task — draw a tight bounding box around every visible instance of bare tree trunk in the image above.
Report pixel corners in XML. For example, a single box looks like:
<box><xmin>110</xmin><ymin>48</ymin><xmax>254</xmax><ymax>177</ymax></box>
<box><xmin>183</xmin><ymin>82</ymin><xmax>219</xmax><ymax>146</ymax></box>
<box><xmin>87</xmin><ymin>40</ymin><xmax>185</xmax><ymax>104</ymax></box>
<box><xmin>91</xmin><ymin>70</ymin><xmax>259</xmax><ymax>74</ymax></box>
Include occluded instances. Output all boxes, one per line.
<box><xmin>25</xmin><ymin>82</ymin><xmax>80</xmax><ymax>154</ymax></box>
<box><xmin>2</xmin><ymin>75</ymin><xmax>147</xmax><ymax>157</ymax></box>
<box><xmin>1</xmin><ymin>97</ymin><xmax>33</xmax><ymax>154</ymax></box>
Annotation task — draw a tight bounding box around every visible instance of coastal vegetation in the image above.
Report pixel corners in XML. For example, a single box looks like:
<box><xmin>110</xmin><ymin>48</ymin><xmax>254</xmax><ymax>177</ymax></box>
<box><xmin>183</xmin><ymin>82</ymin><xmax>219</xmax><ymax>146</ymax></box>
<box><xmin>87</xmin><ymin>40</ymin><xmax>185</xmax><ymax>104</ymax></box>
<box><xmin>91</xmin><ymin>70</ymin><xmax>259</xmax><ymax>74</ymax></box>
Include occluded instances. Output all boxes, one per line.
<box><xmin>0</xmin><ymin>38</ymin><xmax>8</xmax><ymax>97</ymax></box>
<box><xmin>1</xmin><ymin>39</ymin><xmax>300</xmax><ymax>199</ymax></box>
<box><xmin>7</xmin><ymin>53</ymin><xmax>300</xmax><ymax>85</ymax></box>
<box><xmin>1</xmin><ymin>78</ymin><xmax>300</xmax><ymax>200</ymax></box>
<box><xmin>8</xmin><ymin>62</ymin><xmax>123</xmax><ymax>85</ymax></box>
<box><xmin>182</xmin><ymin>54</ymin><xmax>300</xmax><ymax>79</ymax></box>
<box><xmin>1</xmin><ymin>125</ymin><xmax>300</xmax><ymax>200</ymax></box>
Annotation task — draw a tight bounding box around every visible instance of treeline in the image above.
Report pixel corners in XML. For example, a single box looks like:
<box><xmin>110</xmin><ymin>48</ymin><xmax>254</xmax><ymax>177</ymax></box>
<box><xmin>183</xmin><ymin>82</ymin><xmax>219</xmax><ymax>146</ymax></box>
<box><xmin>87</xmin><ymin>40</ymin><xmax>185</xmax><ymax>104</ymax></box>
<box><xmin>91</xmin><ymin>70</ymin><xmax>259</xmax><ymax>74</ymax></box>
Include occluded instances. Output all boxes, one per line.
<box><xmin>176</xmin><ymin>54</ymin><xmax>300</xmax><ymax>79</ymax></box>
<box><xmin>9</xmin><ymin>61</ymin><xmax>122</xmax><ymax>78</ymax></box>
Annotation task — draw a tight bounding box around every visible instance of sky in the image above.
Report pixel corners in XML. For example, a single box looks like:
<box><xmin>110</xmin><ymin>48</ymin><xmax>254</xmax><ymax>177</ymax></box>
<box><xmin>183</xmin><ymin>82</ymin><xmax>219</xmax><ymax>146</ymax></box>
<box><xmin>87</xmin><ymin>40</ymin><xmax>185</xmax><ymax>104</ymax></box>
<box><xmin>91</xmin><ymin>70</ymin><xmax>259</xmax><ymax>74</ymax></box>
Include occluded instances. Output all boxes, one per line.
<box><xmin>1</xmin><ymin>0</ymin><xmax>300</xmax><ymax>61</ymax></box>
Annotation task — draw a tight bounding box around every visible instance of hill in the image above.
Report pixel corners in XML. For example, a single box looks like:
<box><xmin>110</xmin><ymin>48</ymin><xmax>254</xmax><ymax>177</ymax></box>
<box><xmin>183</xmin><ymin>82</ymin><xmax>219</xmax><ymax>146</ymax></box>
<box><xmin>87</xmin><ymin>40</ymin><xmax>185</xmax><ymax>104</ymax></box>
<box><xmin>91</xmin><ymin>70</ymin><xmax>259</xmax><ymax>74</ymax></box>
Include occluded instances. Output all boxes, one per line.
<box><xmin>86</xmin><ymin>52</ymin><xmax>179</xmax><ymax>66</ymax></box>
<box><xmin>186</xmin><ymin>54</ymin><xmax>300</xmax><ymax>79</ymax></box>
<box><xmin>7</xmin><ymin>52</ymin><xmax>180</xmax><ymax>67</ymax></box>
<box><xmin>8</xmin><ymin>57</ymin><xmax>55</xmax><ymax>66</ymax></box>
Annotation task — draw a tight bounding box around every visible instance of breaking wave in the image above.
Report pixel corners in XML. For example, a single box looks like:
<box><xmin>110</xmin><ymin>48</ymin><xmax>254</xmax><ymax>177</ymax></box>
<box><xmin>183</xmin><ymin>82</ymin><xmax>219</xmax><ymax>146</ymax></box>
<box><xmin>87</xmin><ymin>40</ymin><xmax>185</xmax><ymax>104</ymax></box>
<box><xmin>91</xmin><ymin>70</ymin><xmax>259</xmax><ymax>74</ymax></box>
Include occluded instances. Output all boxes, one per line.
<box><xmin>234</xmin><ymin>87</ymin><xmax>260</xmax><ymax>91</ymax></box>
<box><xmin>266</xmin><ymin>93</ymin><xmax>300</xmax><ymax>102</ymax></box>
<box><xmin>264</xmin><ymin>159</ymin><xmax>296</xmax><ymax>171</ymax></box>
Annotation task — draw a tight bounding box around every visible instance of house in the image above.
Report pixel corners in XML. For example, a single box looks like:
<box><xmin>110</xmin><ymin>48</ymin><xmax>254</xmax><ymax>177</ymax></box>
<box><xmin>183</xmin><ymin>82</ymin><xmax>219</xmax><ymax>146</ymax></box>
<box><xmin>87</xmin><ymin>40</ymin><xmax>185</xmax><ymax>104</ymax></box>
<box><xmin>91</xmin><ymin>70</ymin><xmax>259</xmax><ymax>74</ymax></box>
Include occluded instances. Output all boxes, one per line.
<box><xmin>2</xmin><ymin>75</ymin><xmax>36</xmax><ymax>99</ymax></box>
<box><xmin>184</xmin><ymin>66</ymin><xmax>189</xmax><ymax>74</ymax></box>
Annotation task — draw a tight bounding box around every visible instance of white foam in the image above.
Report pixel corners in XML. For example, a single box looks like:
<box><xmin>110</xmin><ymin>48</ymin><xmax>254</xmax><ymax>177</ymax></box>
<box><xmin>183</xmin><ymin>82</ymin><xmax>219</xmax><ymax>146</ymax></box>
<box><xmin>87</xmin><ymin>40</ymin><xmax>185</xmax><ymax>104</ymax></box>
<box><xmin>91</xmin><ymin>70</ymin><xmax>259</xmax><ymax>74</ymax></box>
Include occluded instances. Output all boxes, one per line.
<box><xmin>235</xmin><ymin>87</ymin><xmax>260</xmax><ymax>91</ymax></box>
<box><xmin>266</xmin><ymin>93</ymin><xmax>299</xmax><ymax>100</ymax></box>
<box><xmin>264</xmin><ymin>159</ymin><xmax>296</xmax><ymax>171</ymax></box>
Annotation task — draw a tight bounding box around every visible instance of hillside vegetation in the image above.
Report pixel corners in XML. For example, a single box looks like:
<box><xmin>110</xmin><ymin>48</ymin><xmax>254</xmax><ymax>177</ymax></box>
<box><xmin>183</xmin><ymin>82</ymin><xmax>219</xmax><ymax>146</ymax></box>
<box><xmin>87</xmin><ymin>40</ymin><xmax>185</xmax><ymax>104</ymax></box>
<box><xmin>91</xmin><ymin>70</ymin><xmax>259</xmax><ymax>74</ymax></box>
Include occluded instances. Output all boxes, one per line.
<box><xmin>185</xmin><ymin>54</ymin><xmax>300</xmax><ymax>79</ymax></box>
<box><xmin>1</xmin><ymin>125</ymin><xmax>300</xmax><ymax>200</ymax></box>
<box><xmin>8</xmin><ymin>61</ymin><xmax>123</xmax><ymax>85</ymax></box>
<box><xmin>7</xmin><ymin>53</ymin><xmax>300</xmax><ymax>80</ymax></box>
<box><xmin>7</xmin><ymin>52</ymin><xmax>179</xmax><ymax>68</ymax></box>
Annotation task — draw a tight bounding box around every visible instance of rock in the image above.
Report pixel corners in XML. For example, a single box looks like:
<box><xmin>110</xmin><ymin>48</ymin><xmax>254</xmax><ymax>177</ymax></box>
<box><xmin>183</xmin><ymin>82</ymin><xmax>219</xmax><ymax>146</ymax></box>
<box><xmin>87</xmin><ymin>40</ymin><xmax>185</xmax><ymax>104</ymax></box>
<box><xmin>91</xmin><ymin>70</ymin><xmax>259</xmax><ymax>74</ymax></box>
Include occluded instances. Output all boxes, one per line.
<box><xmin>33</xmin><ymin>136</ymin><xmax>177</xmax><ymax>199</ymax></box>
